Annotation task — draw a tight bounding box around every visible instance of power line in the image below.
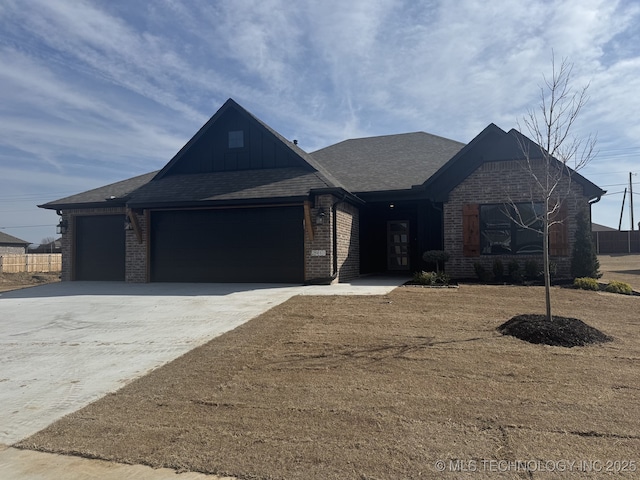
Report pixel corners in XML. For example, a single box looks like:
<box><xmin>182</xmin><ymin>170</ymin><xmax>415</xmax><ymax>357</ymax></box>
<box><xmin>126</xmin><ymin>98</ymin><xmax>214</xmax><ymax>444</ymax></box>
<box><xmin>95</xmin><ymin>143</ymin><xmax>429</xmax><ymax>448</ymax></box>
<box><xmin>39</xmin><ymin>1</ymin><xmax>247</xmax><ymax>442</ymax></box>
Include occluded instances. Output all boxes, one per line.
<box><xmin>597</xmin><ymin>181</ymin><xmax>640</xmax><ymax>187</ymax></box>
<box><xmin>0</xmin><ymin>224</ymin><xmax>56</xmax><ymax>229</ymax></box>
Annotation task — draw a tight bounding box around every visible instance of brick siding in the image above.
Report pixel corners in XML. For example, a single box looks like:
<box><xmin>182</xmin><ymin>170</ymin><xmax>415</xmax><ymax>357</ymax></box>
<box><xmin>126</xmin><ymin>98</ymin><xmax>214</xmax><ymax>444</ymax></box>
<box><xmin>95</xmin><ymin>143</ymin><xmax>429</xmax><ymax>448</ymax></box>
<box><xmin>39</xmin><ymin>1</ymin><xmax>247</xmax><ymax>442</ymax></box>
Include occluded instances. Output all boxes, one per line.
<box><xmin>125</xmin><ymin>210</ymin><xmax>148</xmax><ymax>283</ymax></box>
<box><xmin>444</xmin><ymin>160</ymin><xmax>588</xmax><ymax>279</ymax></box>
<box><xmin>304</xmin><ymin>194</ymin><xmax>360</xmax><ymax>283</ymax></box>
<box><xmin>336</xmin><ymin>201</ymin><xmax>360</xmax><ymax>281</ymax></box>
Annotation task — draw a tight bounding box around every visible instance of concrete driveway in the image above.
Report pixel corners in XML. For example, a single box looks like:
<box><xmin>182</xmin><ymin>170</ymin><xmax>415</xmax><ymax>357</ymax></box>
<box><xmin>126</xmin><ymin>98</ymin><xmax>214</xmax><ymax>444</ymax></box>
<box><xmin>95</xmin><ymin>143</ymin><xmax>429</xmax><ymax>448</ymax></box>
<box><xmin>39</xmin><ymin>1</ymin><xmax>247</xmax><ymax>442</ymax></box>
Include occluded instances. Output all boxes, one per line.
<box><xmin>0</xmin><ymin>277</ymin><xmax>406</xmax><ymax>449</ymax></box>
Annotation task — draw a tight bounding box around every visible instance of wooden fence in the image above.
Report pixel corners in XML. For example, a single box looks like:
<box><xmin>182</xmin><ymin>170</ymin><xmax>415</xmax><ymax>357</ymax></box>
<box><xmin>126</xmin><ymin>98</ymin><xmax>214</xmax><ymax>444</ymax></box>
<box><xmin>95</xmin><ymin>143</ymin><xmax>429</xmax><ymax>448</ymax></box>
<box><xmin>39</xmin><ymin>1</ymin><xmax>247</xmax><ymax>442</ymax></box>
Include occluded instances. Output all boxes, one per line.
<box><xmin>0</xmin><ymin>254</ymin><xmax>62</xmax><ymax>273</ymax></box>
<box><xmin>592</xmin><ymin>231</ymin><xmax>640</xmax><ymax>254</ymax></box>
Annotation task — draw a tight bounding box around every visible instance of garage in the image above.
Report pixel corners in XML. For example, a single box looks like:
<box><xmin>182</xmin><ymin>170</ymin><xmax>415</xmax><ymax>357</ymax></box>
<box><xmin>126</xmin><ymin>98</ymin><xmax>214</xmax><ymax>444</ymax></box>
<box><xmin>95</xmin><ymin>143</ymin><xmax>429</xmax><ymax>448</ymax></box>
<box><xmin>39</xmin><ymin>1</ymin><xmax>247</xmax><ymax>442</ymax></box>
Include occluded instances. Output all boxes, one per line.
<box><xmin>74</xmin><ymin>215</ymin><xmax>126</xmax><ymax>281</ymax></box>
<box><xmin>150</xmin><ymin>206</ymin><xmax>304</xmax><ymax>283</ymax></box>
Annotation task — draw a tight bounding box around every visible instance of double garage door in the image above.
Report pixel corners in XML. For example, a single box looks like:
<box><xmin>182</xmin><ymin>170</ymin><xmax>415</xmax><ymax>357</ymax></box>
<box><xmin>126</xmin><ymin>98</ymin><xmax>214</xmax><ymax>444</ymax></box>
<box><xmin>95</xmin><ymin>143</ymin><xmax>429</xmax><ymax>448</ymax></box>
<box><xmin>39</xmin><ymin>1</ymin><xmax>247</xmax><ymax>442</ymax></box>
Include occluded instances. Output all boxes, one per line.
<box><xmin>74</xmin><ymin>207</ymin><xmax>304</xmax><ymax>283</ymax></box>
<box><xmin>150</xmin><ymin>207</ymin><xmax>304</xmax><ymax>283</ymax></box>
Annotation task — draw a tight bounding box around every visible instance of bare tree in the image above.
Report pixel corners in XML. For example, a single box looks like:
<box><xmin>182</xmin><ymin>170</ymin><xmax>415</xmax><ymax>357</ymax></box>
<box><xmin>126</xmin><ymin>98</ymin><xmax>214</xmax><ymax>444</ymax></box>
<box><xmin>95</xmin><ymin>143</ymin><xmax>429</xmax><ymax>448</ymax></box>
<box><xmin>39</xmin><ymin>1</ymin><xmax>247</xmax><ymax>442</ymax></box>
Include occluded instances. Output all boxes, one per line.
<box><xmin>40</xmin><ymin>236</ymin><xmax>56</xmax><ymax>253</ymax></box>
<box><xmin>510</xmin><ymin>55</ymin><xmax>596</xmax><ymax>322</ymax></box>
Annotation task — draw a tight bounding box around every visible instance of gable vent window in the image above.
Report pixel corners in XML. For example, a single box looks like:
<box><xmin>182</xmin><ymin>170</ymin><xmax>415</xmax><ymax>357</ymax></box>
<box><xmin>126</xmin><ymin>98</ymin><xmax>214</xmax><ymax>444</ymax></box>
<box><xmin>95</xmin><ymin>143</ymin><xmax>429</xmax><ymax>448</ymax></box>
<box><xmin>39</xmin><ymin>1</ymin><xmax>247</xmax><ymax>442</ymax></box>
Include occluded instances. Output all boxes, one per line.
<box><xmin>228</xmin><ymin>130</ymin><xmax>244</xmax><ymax>149</ymax></box>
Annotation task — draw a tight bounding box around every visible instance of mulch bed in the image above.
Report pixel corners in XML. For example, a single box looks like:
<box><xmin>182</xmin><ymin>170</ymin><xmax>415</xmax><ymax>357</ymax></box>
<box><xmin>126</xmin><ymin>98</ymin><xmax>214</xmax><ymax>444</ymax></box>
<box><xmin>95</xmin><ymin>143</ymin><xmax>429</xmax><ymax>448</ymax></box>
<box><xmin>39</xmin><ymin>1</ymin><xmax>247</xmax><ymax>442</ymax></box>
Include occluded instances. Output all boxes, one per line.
<box><xmin>498</xmin><ymin>314</ymin><xmax>614</xmax><ymax>348</ymax></box>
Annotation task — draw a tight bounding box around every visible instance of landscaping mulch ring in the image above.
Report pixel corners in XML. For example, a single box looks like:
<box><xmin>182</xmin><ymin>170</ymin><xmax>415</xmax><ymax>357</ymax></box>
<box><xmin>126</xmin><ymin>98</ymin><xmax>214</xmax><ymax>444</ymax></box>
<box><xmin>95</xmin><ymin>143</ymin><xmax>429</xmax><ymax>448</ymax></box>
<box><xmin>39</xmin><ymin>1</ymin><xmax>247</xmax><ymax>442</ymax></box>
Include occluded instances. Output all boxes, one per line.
<box><xmin>498</xmin><ymin>314</ymin><xmax>613</xmax><ymax>347</ymax></box>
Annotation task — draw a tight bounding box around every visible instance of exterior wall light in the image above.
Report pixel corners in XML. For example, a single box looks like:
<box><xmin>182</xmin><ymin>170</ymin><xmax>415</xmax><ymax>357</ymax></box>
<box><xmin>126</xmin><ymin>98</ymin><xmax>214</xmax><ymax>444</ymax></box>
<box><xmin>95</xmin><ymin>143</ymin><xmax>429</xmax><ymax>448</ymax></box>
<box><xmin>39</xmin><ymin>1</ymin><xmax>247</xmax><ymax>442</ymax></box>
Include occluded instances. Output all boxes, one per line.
<box><xmin>316</xmin><ymin>209</ymin><xmax>326</xmax><ymax>225</ymax></box>
<box><xmin>124</xmin><ymin>216</ymin><xmax>133</xmax><ymax>231</ymax></box>
<box><xmin>56</xmin><ymin>218</ymin><xmax>68</xmax><ymax>235</ymax></box>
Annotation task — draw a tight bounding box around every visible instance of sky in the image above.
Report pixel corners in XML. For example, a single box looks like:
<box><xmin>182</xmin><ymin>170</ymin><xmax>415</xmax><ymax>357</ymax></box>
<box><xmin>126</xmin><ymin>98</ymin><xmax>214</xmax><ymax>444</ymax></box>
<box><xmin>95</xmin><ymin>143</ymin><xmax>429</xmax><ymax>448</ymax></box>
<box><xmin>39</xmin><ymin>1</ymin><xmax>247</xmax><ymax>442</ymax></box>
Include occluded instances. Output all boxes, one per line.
<box><xmin>1</xmin><ymin>0</ymin><xmax>639</xmax><ymax>245</ymax></box>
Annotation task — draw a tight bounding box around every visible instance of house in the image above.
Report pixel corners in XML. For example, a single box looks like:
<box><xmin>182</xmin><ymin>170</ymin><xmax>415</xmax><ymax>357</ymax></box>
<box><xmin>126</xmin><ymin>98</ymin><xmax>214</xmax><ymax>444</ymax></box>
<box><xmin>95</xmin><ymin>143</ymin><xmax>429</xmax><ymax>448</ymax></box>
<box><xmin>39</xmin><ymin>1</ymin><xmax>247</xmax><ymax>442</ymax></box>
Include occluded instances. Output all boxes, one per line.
<box><xmin>0</xmin><ymin>232</ymin><xmax>30</xmax><ymax>255</ymax></box>
<box><xmin>29</xmin><ymin>238</ymin><xmax>62</xmax><ymax>253</ymax></box>
<box><xmin>39</xmin><ymin>99</ymin><xmax>605</xmax><ymax>283</ymax></box>
<box><xmin>591</xmin><ymin>222</ymin><xmax>617</xmax><ymax>232</ymax></box>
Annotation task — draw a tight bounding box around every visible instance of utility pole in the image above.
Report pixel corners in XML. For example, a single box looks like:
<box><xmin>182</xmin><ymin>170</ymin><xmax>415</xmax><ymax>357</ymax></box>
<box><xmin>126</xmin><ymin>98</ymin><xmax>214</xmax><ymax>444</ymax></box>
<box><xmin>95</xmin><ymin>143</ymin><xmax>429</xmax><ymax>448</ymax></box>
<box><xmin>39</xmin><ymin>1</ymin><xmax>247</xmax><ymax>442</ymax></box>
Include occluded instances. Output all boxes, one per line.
<box><xmin>619</xmin><ymin>188</ymin><xmax>627</xmax><ymax>231</ymax></box>
<box><xmin>630</xmin><ymin>172</ymin><xmax>635</xmax><ymax>231</ymax></box>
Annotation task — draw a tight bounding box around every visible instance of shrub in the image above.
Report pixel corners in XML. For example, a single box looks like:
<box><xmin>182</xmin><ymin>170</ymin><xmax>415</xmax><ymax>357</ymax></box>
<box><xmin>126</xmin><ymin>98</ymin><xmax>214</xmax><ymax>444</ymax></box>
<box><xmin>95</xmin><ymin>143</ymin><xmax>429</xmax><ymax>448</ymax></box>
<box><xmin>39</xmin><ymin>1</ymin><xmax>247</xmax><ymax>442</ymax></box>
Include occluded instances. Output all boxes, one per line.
<box><xmin>605</xmin><ymin>281</ymin><xmax>632</xmax><ymax>295</ymax></box>
<box><xmin>413</xmin><ymin>271</ymin><xmax>437</xmax><ymax>285</ymax></box>
<box><xmin>524</xmin><ymin>259</ymin><xmax>540</xmax><ymax>280</ymax></box>
<box><xmin>573</xmin><ymin>277</ymin><xmax>599</xmax><ymax>291</ymax></box>
<box><xmin>412</xmin><ymin>270</ymin><xmax>450</xmax><ymax>286</ymax></box>
<box><xmin>492</xmin><ymin>259</ymin><xmax>504</xmax><ymax>281</ymax></box>
<box><xmin>549</xmin><ymin>261</ymin><xmax>558</xmax><ymax>279</ymax></box>
<box><xmin>435</xmin><ymin>271</ymin><xmax>450</xmax><ymax>285</ymax></box>
<box><xmin>422</xmin><ymin>250</ymin><xmax>450</xmax><ymax>273</ymax></box>
<box><xmin>473</xmin><ymin>262</ymin><xmax>492</xmax><ymax>282</ymax></box>
<box><xmin>508</xmin><ymin>260</ymin><xmax>523</xmax><ymax>283</ymax></box>
<box><xmin>571</xmin><ymin>208</ymin><xmax>601</xmax><ymax>279</ymax></box>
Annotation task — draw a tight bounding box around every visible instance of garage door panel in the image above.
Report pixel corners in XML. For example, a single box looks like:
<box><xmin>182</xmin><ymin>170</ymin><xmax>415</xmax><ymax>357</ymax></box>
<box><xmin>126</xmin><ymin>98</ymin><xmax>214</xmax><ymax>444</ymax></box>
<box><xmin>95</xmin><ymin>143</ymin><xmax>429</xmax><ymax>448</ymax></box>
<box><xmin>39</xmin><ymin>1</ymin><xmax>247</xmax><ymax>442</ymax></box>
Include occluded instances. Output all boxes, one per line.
<box><xmin>75</xmin><ymin>215</ymin><xmax>125</xmax><ymax>281</ymax></box>
<box><xmin>151</xmin><ymin>207</ymin><xmax>303</xmax><ymax>283</ymax></box>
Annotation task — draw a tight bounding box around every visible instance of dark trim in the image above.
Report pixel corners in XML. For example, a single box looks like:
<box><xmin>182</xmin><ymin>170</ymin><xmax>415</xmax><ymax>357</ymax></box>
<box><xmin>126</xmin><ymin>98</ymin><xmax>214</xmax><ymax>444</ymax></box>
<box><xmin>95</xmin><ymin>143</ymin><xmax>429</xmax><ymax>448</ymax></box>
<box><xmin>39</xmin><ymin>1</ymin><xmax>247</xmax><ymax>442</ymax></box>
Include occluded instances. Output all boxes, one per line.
<box><xmin>39</xmin><ymin>200</ymin><xmax>128</xmax><ymax>210</ymax></box>
<box><xmin>127</xmin><ymin>196</ymin><xmax>309</xmax><ymax>210</ymax></box>
<box><xmin>356</xmin><ymin>189</ymin><xmax>427</xmax><ymax>203</ymax></box>
<box><xmin>309</xmin><ymin>187</ymin><xmax>365</xmax><ymax>205</ymax></box>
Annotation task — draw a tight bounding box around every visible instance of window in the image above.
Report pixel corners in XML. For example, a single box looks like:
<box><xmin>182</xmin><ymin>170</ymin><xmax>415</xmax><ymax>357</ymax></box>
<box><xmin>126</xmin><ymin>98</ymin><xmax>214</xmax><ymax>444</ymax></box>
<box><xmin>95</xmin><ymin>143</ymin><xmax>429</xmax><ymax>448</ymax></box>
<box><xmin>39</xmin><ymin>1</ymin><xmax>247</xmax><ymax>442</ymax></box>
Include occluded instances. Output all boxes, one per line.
<box><xmin>480</xmin><ymin>203</ymin><xmax>543</xmax><ymax>254</ymax></box>
<box><xmin>228</xmin><ymin>130</ymin><xmax>244</xmax><ymax>149</ymax></box>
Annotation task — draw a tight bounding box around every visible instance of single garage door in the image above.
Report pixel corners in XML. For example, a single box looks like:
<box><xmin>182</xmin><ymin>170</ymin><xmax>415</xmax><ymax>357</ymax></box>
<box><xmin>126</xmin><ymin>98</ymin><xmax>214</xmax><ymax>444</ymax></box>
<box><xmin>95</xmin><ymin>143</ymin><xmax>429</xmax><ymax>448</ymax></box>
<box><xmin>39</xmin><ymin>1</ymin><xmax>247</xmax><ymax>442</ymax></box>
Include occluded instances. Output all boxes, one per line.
<box><xmin>150</xmin><ymin>206</ymin><xmax>304</xmax><ymax>283</ymax></box>
<box><xmin>75</xmin><ymin>215</ymin><xmax>126</xmax><ymax>281</ymax></box>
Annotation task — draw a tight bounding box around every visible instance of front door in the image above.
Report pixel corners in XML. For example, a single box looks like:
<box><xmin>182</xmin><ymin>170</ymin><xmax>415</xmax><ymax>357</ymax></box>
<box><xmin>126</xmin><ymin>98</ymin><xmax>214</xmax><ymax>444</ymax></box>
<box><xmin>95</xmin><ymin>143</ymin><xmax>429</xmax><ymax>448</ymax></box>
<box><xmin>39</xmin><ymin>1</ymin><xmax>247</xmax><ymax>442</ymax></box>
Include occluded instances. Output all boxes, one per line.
<box><xmin>387</xmin><ymin>220</ymin><xmax>410</xmax><ymax>271</ymax></box>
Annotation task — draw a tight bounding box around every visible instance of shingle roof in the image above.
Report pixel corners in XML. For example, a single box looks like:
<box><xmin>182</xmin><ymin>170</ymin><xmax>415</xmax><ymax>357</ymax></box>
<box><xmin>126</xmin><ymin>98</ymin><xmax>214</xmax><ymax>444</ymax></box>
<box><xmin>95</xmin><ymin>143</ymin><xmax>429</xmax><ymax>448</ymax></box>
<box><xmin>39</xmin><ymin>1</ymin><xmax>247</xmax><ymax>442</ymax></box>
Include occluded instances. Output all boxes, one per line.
<box><xmin>592</xmin><ymin>222</ymin><xmax>617</xmax><ymax>232</ymax></box>
<box><xmin>0</xmin><ymin>231</ymin><xmax>30</xmax><ymax>245</ymax></box>
<box><xmin>127</xmin><ymin>167</ymin><xmax>333</xmax><ymax>208</ymax></box>
<box><xmin>39</xmin><ymin>171</ymin><xmax>158</xmax><ymax>210</ymax></box>
<box><xmin>310</xmin><ymin>132</ymin><xmax>465</xmax><ymax>193</ymax></box>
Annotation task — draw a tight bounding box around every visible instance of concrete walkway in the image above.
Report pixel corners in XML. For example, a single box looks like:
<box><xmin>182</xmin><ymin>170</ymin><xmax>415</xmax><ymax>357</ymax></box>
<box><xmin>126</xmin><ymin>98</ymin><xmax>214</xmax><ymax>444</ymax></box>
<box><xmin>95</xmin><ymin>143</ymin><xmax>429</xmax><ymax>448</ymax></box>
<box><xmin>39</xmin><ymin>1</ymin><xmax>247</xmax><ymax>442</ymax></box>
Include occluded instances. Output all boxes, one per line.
<box><xmin>0</xmin><ymin>277</ymin><xmax>406</xmax><ymax>479</ymax></box>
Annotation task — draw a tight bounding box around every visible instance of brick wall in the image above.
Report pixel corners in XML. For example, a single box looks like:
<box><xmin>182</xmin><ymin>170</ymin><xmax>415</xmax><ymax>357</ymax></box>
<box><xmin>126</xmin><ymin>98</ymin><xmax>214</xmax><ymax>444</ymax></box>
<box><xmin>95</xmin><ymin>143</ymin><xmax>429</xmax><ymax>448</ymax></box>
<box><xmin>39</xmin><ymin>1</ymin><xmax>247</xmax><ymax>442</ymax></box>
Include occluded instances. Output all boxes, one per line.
<box><xmin>444</xmin><ymin>160</ymin><xmax>588</xmax><ymax>279</ymax></box>
<box><xmin>304</xmin><ymin>195</ymin><xmax>361</xmax><ymax>283</ymax></box>
<box><xmin>304</xmin><ymin>195</ymin><xmax>334</xmax><ymax>282</ymax></box>
<box><xmin>336</xmin><ymin>201</ymin><xmax>360</xmax><ymax>281</ymax></box>
<box><xmin>125</xmin><ymin>210</ymin><xmax>148</xmax><ymax>283</ymax></box>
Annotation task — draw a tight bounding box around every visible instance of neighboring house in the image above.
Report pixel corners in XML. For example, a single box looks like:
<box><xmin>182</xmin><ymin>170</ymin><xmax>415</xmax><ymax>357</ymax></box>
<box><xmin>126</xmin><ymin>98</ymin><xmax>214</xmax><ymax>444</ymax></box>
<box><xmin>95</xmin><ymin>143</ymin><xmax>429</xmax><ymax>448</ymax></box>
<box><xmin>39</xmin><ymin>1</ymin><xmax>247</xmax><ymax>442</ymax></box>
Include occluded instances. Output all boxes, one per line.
<box><xmin>39</xmin><ymin>99</ymin><xmax>605</xmax><ymax>283</ymax></box>
<box><xmin>29</xmin><ymin>238</ymin><xmax>62</xmax><ymax>253</ymax></box>
<box><xmin>591</xmin><ymin>222</ymin><xmax>617</xmax><ymax>232</ymax></box>
<box><xmin>0</xmin><ymin>232</ymin><xmax>30</xmax><ymax>255</ymax></box>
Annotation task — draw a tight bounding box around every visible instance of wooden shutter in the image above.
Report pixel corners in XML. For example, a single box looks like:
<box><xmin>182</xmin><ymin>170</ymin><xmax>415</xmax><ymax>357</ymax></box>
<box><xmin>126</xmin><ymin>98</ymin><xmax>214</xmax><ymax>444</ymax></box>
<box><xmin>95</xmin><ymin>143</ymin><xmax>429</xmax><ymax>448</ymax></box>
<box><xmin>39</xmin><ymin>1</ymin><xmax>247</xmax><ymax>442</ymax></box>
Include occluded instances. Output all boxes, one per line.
<box><xmin>463</xmin><ymin>204</ymin><xmax>480</xmax><ymax>257</ymax></box>
<box><xmin>549</xmin><ymin>203</ymin><xmax>569</xmax><ymax>256</ymax></box>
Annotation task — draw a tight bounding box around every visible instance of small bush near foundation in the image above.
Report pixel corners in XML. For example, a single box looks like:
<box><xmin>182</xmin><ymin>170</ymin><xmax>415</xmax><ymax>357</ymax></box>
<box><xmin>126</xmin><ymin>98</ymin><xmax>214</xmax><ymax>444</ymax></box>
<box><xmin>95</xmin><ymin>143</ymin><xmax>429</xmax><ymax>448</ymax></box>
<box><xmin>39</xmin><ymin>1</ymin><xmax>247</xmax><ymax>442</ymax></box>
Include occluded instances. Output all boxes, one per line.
<box><xmin>412</xmin><ymin>271</ymin><xmax>450</xmax><ymax>286</ymax></box>
<box><xmin>435</xmin><ymin>272</ymin><xmax>451</xmax><ymax>285</ymax></box>
<box><xmin>549</xmin><ymin>261</ymin><xmax>558</xmax><ymax>279</ymax></box>
<box><xmin>492</xmin><ymin>259</ymin><xmax>504</xmax><ymax>281</ymax></box>
<box><xmin>524</xmin><ymin>260</ymin><xmax>540</xmax><ymax>280</ymax></box>
<box><xmin>413</xmin><ymin>271</ymin><xmax>437</xmax><ymax>285</ymax></box>
<box><xmin>605</xmin><ymin>281</ymin><xmax>632</xmax><ymax>295</ymax></box>
<box><xmin>574</xmin><ymin>277</ymin><xmax>599</xmax><ymax>291</ymax></box>
<box><xmin>508</xmin><ymin>260</ymin><xmax>523</xmax><ymax>283</ymax></box>
<box><xmin>473</xmin><ymin>262</ymin><xmax>492</xmax><ymax>282</ymax></box>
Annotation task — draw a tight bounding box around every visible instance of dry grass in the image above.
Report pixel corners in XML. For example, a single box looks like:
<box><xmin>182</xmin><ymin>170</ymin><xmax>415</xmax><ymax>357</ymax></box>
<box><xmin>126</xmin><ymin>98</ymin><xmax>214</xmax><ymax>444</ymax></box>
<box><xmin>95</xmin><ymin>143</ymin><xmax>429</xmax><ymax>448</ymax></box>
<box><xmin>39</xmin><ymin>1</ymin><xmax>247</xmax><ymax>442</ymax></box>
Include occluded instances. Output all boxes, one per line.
<box><xmin>0</xmin><ymin>272</ymin><xmax>59</xmax><ymax>292</ymax></box>
<box><xmin>598</xmin><ymin>254</ymin><xmax>640</xmax><ymax>291</ymax></box>
<box><xmin>17</xmin><ymin>275</ymin><xmax>640</xmax><ymax>479</ymax></box>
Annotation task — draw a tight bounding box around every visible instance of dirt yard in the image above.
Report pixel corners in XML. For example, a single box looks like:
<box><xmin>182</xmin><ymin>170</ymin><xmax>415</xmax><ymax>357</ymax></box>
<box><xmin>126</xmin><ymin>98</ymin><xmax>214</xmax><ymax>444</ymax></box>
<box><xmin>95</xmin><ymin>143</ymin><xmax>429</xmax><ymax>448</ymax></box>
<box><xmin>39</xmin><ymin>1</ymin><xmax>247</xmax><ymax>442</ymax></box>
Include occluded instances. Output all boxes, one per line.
<box><xmin>0</xmin><ymin>272</ymin><xmax>60</xmax><ymax>292</ymax></box>
<box><xmin>16</xmin><ymin>258</ymin><xmax>640</xmax><ymax>479</ymax></box>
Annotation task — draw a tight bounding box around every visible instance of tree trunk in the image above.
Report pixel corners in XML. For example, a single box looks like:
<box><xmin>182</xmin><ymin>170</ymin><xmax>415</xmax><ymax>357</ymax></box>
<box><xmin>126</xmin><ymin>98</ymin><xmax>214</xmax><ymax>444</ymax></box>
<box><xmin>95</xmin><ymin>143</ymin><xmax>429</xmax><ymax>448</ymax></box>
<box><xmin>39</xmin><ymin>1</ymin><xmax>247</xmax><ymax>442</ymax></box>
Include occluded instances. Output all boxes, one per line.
<box><xmin>543</xmin><ymin>198</ymin><xmax>552</xmax><ymax>322</ymax></box>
